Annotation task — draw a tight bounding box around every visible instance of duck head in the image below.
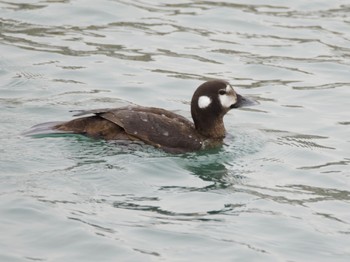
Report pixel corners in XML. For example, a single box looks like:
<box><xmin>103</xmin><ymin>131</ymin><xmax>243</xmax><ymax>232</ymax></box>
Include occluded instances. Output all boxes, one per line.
<box><xmin>191</xmin><ymin>79</ymin><xmax>253</xmax><ymax>138</ymax></box>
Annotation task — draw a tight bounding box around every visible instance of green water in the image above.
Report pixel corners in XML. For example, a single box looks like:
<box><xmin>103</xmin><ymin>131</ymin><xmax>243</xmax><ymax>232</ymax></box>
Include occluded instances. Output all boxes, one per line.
<box><xmin>1</xmin><ymin>1</ymin><xmax>350</xmax><ymax>261</ymax></box>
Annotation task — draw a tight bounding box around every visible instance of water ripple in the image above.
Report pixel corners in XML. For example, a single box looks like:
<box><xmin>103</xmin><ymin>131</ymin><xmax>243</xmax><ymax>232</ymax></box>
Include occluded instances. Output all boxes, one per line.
<box><xmin>1</xmin><ymin>0</ymin><xmax>350</xmax><ymax>261</ymax></box>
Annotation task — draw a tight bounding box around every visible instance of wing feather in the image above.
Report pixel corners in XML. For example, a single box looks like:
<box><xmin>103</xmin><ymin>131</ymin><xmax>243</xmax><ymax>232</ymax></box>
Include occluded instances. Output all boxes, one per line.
<box><xmin>99</xmin><ymin>107</ymin><xmax>203</xmax><ymax>152</ymax></box>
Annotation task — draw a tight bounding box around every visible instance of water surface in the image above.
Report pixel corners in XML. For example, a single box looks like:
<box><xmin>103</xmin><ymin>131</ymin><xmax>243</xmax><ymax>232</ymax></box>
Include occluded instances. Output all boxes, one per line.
<box><xmin>1</xmin><ymin>0</ymin><xmax>350</xmax><ymax>261</ymax></box>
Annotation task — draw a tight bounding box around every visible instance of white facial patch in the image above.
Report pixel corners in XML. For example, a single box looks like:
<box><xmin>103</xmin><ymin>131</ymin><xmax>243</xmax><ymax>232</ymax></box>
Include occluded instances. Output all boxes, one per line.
<box><xmin>198</xmin><ymin>95</ymin><xmax>212</xmax><ymax>109</ymax></box>
<box><xmin>219</xmin><ymin>84</ymin><xmax>237</xmax><ymax>108</ymax></box>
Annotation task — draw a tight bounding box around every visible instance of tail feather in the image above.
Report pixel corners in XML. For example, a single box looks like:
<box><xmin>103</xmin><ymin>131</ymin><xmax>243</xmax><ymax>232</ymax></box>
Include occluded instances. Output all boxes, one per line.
<box><xmin>22</xmin><ymin>121</ymin><xmax>73</xmax><ymax>136</ymax></box>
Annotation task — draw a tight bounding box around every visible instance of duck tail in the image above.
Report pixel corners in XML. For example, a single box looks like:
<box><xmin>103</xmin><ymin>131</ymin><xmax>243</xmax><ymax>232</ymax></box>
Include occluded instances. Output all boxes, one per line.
<box><xmin>22</xmin><ymin>121</ymin><xmax>72</xmax><ymax>136</ymax></box>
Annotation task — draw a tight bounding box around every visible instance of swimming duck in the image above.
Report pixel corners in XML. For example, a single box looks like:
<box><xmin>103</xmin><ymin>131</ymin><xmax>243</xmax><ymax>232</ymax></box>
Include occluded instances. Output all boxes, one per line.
<box><xmin>28</xmin><ymin>80</ymin><xmax>253</xmax><ymax>153</ymax></box>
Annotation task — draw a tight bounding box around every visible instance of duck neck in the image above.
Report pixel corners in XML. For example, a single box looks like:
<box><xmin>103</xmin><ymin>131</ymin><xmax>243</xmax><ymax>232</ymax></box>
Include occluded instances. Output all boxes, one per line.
<box><xmin>194</xmin><ymin>116</ymin><xmax>226</xmax><ymax>139</ymax></box>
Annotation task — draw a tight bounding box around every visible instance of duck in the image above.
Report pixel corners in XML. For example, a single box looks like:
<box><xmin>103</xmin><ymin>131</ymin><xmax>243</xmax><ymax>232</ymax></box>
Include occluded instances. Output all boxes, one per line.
<box><xmin>27</xmin><ymin>80</ymin><xmax>253</xmax><ymax>153</ymax></box>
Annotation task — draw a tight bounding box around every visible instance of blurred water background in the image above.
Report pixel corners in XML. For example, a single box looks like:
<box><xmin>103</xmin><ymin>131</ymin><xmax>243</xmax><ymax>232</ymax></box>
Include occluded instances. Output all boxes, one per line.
<box><xmin>1</xmin><ymin>0</ymin><xmax>350</xmax><ymax>261</ymax></box>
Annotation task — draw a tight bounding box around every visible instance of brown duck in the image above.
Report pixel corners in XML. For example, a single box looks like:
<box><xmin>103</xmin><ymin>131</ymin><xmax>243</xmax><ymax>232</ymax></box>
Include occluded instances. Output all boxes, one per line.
<box><xmin>26</xmin><ymin>80</ymin><xmax>253</xmax><ymax>153</ymax></box>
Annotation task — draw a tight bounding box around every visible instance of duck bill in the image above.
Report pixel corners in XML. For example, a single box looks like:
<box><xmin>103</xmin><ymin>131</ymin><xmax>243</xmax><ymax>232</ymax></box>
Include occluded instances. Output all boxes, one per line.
<box><xmin>230</xmin><ymin>94</ymin><xmax>257</xmax><ymax>109</ymax></box>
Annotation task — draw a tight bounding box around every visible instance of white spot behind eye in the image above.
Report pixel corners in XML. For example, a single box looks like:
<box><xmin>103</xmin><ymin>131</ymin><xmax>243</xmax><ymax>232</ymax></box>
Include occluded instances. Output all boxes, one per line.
<box><xmin>198</xmin><ymin>96</ymin><xmax>212</xmax><ymax>109</ymax></box>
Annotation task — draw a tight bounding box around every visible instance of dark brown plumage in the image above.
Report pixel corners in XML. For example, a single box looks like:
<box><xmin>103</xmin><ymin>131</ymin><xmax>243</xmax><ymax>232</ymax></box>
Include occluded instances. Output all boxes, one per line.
<box><xmin>27</xmin><ymin>80</ymin><xmax>253</xmax><ymax>153</ymax></box>
<box><xmin>55</xmin><ymin>106</ymin><xmax>204</xmax><ymax>153</ymax></box>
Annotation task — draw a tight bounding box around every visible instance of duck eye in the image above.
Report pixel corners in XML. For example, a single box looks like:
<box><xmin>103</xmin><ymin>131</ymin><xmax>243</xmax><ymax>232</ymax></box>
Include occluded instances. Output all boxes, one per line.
<box><xmin>218</xmin><ymin>89</ymin><xmax>226</xmax><ymax>95</ymax></box>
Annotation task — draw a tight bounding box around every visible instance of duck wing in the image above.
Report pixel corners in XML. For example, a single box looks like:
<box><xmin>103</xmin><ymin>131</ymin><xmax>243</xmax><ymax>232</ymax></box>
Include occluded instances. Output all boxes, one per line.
<box><xmin>71</xmin><ymin>108</ymin><xmax>116</xmax><ymax>117</ymax></box>
<box><xmin>99</xmin><ymin>106</ymin><xmax>203</xmax><ymax>153</ymax></box>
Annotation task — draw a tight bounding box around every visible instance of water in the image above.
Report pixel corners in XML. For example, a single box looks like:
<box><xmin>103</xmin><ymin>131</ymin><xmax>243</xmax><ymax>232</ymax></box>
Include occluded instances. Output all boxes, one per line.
<box><xmin>1</xmin><ymin>0</ymin><xmax>350</xmax><ymax>261</ymax></box>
